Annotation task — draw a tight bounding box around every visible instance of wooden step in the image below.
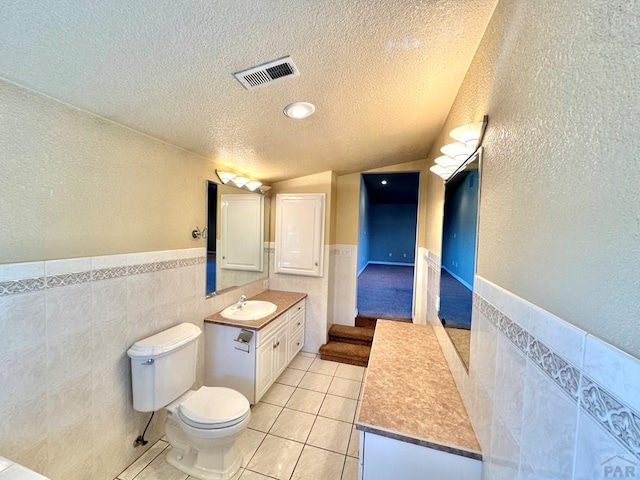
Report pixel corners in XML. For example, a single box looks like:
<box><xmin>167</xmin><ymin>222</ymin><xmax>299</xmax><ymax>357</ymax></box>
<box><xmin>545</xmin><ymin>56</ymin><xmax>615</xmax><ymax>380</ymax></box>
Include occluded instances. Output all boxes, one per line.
<box><xmin>355</xmin><ymin>315</ymin><xmax>412</xmax><ymax>329</ymax></box>
<box><xmin>328</xmin><ymin>325</ymin><xmax>374</xmax><ymax>346</ymax></box>
<box><xmin>319</xmin><ymin>342</ymin><xmax>371</xmax><ymax>367</ymax></box>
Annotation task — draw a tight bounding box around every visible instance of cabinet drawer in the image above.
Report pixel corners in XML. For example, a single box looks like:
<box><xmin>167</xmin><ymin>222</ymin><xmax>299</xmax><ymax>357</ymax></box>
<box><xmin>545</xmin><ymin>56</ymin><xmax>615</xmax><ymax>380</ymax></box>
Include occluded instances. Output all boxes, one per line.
<box><xmin>256</xmin><ymin>312</ymin><xmax>288</xmax><ymax>347</ymax></box>
<box><xmin>290</xmin><ymin>300</ymin><xmax>305</xmax><ymax>317</ymax></box>
<box><xmin>289</xmin><ymin>311</ymin><xmax>305</xmax><ymax>336</ymax></box>
<box><xmin>289</xmin><ymin>327</ymin><xmax>304</xmax><ymax>361</ymax></box>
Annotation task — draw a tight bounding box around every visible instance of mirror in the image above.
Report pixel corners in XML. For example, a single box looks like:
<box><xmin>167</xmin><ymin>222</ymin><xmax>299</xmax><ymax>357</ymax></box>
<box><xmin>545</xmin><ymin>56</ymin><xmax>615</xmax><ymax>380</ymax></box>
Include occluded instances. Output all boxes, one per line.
<box><xmin>438</xmin><ymin>150</ymin><xmax>481</xmax><ymax>369</ymax></box>
<box><xmin>206</xmin><ymin>181</ymin><xmax>270</xmax><ymax>296</ymax></box>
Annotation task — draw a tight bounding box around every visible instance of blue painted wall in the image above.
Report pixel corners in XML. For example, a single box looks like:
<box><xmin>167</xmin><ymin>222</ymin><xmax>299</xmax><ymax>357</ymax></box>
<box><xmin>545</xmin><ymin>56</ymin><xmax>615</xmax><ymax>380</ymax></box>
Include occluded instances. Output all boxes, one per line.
<box><xmin>357</xmin><ymin>176</ymin><xmax>370</xmax><ymax>274</ymax></box>
<box><xmin>441</xmin><ymin>171</ymin><xmax>478</xmax><ymax>288</ymax></box>
<box><xmin>369</xmin><ymin>203</ymin><xmax>417</xmax><ymax>264</ymax></box>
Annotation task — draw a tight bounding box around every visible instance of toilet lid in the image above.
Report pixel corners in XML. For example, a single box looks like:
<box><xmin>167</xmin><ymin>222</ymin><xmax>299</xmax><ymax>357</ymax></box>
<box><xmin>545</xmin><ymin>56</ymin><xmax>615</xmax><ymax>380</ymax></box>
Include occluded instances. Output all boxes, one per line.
<box><xmin>178</xmin><ymin>387</ymin><xmax>250</xmax><ymax>428</ymax></box>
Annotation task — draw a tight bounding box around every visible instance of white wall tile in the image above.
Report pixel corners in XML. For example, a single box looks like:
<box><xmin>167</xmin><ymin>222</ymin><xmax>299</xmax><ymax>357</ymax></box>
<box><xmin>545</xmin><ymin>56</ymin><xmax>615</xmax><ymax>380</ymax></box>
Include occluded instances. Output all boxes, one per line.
<box><xmin>46</xmin><ymin>329</ymin><xmax>93</xmax><ymax>390</ymax></box>
<box><xmin>0</xmin><ymin>291</ymin><xmax>46</xmax><ymax>353</ymax></box>
<box><xmin>44</xmin><ymin>257</ymin><xmax>91</xmax><ymax>276</ymax></box>
<box><xmin>127</xmin><ymin>251</ymin><xmax>156</xmax><ymax>266</ymax></box>
<box><xmin>46</xmin><ymin>283</ymin><xmax>91</xmax><ymax>337</ymax></box>
<box><xmin>91</xmin><ymin>253</ymin><xmax>128</xmax><ymax>270</ymax></box>
<box><xmin>520</xmin><ymin>363</ymin><xmax>578</xmax><ymax>479</ymax></box>
<box><xmin>92</xmin><ymin>277</ymin><xmax>127</xmax><ymax>323</ymax></box>
<box><xmin>492</xmin><ymin>334</ymin><xmax>527</xmax><ymax>442</ymax></box>
<box><xmin>573</xmin><ymin>408</ymin><xmax>636</xmax><ymax>480</ymax></box>
<box><xmin>46</xmin><ymin>372</ymin><xmax>93</xmax><ymax>433</ymax></box>
<box><xmin>0</xmin><ymin>392</ymin><xmax>47</xmax><ymax>460</ymax></box>
<box><xmin>529</xmin><ymin>305</ymin><xmax>586</xmax><ymax>368</ymax></box>
<box><xmin>582</xmin><ymin>334</ymin><xmax>640</xmax><ymax>406</ymax></box>
<box><xmin>485</xmin><ymin>418</ymin><xmax>521</xmax><ymax>480</ymax></box>
<box><xmin>127</xmin><ymin>272</ymin><xmax>158</xmax><ymax>313</ymax></box>
<box><xmin>0</xmin><ymin>343</ymin><xmax>47</xmax><ymax>408</ymax></box>
<box><xmin>0</xmin><ymin>261</ymin><xmax>44</xmax><ymax>282</ymax></box>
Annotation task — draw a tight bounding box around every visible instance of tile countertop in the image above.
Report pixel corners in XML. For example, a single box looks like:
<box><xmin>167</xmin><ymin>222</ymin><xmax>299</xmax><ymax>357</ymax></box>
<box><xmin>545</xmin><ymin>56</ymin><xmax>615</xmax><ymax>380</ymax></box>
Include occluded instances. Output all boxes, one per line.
<box><xmin>204</xmin><ymin>290</ymin><xmax>307</xmax><ymax>330</ymax></box>
<box><xmin>356</xmin><ymin>320</ymin><xmax>482</xmax><ymax>461</ymax></box>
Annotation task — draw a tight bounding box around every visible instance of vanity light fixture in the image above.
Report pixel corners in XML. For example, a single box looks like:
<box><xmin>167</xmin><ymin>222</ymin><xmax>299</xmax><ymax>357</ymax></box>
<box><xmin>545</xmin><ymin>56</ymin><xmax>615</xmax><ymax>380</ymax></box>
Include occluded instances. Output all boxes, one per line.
<box><xmin>216</xmin><ymin>169</ymin><xmax>269</xmax><ymax>193</ymax></box>
<box><xmin>245</xmin><ymin>180</ymin><xmax>263</xmax><ymax>192</ymax></box>
<box><xmin>430</xmin><ymin>115</ymin><xmax>488</xmax><ymax>181</ymax></box>
<box><xmin>434</xmin><ymin>155</ymin><xmax>462</xmax><ymax>169</ymax></box>
<box><xmin>283</xmin><ymin>101</ymin><xmax>316</xmax><ymax>119</ymax></box>
<box><xmin>231</xmin><ymin>176</ymin><xmax>250</xmax><ymax>188</ymax></box>
<box><xmin>216</xmin><ymin>170</ymin><xmax>237</xmax><ymax>184</ymax></box>
<box><xmin>381</xmin><ymin>180</ymin><xmax>388</xmax><ymax>185</ymax></box>
<box><xmin>449</xmin><ymin>121</ymin><xmax>485</xmax><ymax>147</ymax></box>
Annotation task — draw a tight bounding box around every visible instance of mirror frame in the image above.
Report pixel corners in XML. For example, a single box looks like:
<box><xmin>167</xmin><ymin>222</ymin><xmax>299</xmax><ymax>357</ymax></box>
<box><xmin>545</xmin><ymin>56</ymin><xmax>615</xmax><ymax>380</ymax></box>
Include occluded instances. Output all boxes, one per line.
<box><xmin>438</xmin><ymin>148</ymin><xmax>482</xmax><ymax>370</ymax></box>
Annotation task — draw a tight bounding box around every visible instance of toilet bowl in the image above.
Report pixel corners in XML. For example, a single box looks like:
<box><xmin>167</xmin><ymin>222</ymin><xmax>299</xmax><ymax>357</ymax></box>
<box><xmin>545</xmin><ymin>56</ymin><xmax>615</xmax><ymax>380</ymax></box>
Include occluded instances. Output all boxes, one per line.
<box><xmin>164</xmin><ymin>386</ymin><xmax>251</xmax><ymax>480</ymax></box>
<box><xmin>127</xmin><ymin>323</ymin><xmax>251</xmax><ymax>480</ymax></box>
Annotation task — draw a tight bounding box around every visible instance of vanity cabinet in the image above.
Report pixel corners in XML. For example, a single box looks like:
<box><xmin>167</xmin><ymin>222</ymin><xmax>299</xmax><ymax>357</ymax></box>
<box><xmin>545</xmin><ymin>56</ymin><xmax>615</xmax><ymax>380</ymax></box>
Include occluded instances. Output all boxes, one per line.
<box><xmin>205</xmin><ymin>299</ymin><xmax>305</xmax><ymax>404</ymax></box>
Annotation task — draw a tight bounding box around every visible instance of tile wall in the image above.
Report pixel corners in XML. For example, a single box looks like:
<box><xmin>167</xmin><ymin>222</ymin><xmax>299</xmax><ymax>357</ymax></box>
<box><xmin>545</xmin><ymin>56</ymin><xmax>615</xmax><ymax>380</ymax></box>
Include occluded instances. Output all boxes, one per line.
<box><xmin>0</xmin><ymin>247</ymin><xmax>266</xmax><ymax>480</ymax></box>
<box><xmin>330</xmin><ymin>245</ymin><xmax>358</xmax><ymax>327</ymax></box>
<box><xmin>423</xmin><ymin>251</ymin><xmax>640</xmax><ymax>480</ymax></box>
<box><xmin>268</xmin><ymin>243</ymin><xmax>331</xmax><ymax>353</ymax></box>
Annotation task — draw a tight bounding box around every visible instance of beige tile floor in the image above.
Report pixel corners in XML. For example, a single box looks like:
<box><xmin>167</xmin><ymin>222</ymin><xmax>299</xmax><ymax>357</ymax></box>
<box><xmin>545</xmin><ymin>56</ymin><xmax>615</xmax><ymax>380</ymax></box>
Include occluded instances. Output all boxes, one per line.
<box><xmin>116</xmin><ymin>353</ymin><xmax>364</xmax><ymax>480</ymax></box>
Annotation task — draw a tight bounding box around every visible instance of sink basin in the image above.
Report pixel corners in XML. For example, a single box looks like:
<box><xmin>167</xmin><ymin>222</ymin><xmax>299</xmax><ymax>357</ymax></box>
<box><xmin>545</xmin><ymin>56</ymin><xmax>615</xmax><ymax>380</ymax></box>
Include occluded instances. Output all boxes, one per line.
<box><xmin>220</xmin><ymin>300</ymin><xmax>277</xmax><ymax>321</ymax></box>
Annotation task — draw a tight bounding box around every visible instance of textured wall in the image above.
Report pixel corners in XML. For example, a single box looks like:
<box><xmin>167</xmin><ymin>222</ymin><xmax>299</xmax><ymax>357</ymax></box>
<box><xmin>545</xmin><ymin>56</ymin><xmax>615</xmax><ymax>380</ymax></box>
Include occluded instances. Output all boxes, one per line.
<box><xmin>0</xmin><ymin>79</ymin><xmax>218</xmax><ymax>263</ymax></box>
<box><xmin>424</xmin><ymin>0</ymin><xmax>640</xmax><ymax>357</ymax></box>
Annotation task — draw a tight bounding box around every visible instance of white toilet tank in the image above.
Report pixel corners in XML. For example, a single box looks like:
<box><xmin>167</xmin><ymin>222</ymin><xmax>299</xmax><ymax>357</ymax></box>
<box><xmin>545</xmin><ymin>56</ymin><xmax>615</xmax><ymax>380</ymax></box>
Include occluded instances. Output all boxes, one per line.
<box><xmin>128</xmin><ymin>323</ymin><xmax>202</xmax><ymax>412</ymax></box>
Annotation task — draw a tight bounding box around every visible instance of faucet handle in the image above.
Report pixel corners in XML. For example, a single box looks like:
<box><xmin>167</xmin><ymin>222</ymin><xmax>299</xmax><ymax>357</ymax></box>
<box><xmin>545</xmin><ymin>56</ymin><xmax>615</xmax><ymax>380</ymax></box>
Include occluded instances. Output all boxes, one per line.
<box><xmin>239</xmin><ymin>295</ymin><xmax>247</xmax><ymax>302</ymax></box>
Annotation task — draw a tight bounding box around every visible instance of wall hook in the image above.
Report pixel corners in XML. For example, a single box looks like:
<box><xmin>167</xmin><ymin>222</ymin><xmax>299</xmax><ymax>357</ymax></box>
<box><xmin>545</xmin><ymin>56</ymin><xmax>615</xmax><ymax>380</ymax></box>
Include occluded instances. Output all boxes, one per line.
<box><xmin>192</xmin><ymin>227</ymin><xmax>202</xmax><ymax>239</ymax></box>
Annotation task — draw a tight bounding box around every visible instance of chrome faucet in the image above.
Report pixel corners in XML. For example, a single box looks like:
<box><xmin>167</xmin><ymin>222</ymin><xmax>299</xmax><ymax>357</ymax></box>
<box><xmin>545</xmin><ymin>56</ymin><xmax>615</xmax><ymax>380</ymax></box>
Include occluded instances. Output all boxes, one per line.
<box><xmin>235</xmin><ymin>295</ymin><xmax>247</xmax><ymax>309</ymax></box>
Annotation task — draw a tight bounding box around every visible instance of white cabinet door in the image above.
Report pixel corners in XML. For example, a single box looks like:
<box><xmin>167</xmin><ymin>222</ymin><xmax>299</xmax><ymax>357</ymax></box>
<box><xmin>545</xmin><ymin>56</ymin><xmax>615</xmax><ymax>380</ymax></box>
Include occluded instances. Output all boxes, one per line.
<box><xmin>275</xmin><ymin>194</ymin><xmax>325</xmax><ymax>277</ymax></box>
<box><xmin>361</xmin><ymin>432</ymin><xmax>482</xmax><ymax>480</ymax></box>
<box><xmin>220</xmin><ymin>193</ymin><xmax>264</xmax><ymax>271</ymax></box>
<box><xmin>255</xmin><ymin>341</ymin><xmax>274</xmax><ymax>401</ymax></box>
<box><xmin>273</xmin><ymin>326</ymin><xmax>289</xmax><ymax>379</ymax></box>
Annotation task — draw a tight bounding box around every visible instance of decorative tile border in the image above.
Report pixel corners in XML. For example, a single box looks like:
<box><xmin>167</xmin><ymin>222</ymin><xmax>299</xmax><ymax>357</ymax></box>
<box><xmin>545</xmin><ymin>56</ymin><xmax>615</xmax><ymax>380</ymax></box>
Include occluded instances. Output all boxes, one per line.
<box><xmin>0</xmin><ymin>277</ymin><xmax>45</xmax><ymax>295</ymax></box>
<box><xmin>46</xmin><ymin>271</ymin><xmax>93</xmax><ymax>288</ymax></box>
<box><xmin>475</xmin><ymin>293</ymin><xmax>640</xmax><ymax>461</ymax></box>
<box><xmin>580</xmin><ymin>376</ymin><xmax>640</xmax><ymax>460</ymax></box>
<box><xmin>0</xmin><ymin>254</ymin><xmax>206</xmax><ymax>297</ymax></box>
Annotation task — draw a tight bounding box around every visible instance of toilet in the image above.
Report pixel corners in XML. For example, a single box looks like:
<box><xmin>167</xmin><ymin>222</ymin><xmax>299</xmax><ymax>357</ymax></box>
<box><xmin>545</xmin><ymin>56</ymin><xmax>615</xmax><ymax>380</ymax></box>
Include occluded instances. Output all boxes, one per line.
<box><xmin>127</xmin><ymin>323</ymin><xmax>250</xmax><ymax>480</ymax></box>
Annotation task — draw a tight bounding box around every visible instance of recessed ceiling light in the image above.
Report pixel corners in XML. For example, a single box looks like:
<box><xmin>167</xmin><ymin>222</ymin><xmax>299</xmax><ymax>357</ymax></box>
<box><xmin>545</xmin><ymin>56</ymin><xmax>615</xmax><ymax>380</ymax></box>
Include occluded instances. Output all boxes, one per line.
<box><xmin>284</xmin><ymin>101</ymin><xmax>316</xmax><ymax>119</ymax></box>
<box><xmin>381</xmin><ymin>180</ymin><xmax>388</xmax><ymax>185</ymax></box>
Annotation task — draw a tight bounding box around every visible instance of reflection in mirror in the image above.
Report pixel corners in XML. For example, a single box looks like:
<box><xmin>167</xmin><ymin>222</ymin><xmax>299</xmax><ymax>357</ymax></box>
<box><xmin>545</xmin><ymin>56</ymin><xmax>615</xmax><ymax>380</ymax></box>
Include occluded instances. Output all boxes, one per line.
<box><xmin>206</xmin><ymin>181</ymin><xmax>270</xmax><ymax>296</ymax></box>
<box><xmin>438</xmin><ymin>150</ymin><xmax>481</xmax><ymax>369</ymax></box>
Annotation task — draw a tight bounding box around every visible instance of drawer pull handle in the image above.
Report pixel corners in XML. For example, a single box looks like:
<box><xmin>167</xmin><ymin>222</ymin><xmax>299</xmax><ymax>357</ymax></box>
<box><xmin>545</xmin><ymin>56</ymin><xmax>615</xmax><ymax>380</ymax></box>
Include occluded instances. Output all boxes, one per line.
<box><xmin>297</xmin><ymin>322</ymin><xmax>301</xmax><ymax>326</ymax></box>
<box><xmin>273</xmin><ymin>343</ymin><xmax>277</xmax><ymax>349</ymax></box>
<box><xmin>296</xmin><ymin>342</ymin><xmax>300</xmax><ymax>346</ymax></box>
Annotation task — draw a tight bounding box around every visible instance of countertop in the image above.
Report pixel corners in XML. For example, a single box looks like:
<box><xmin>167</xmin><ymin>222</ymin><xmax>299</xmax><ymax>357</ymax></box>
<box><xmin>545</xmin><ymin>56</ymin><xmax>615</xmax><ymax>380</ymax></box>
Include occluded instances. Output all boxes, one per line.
<box><xmin>356</xmin><ymin>320</ymin><xmax>482</xmax><ymax>460</ymax></box>
<box><xmin>204</xmin><ymin>290</ymin><xmax>307</xmax><ymax>330</ymax></box>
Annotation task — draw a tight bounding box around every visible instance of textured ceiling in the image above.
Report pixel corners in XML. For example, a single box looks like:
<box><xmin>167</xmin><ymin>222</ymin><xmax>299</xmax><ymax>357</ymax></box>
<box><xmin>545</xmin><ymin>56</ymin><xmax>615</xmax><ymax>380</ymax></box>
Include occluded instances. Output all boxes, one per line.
<box><xmin>363</xmin><ymin>173</ymin><xmax>419</xmax><ymax>205</ymax></box>
<box><xmin>0</xmin><ymin>0</ymin><xmax>497</xmax><ymax>183</ymax></box>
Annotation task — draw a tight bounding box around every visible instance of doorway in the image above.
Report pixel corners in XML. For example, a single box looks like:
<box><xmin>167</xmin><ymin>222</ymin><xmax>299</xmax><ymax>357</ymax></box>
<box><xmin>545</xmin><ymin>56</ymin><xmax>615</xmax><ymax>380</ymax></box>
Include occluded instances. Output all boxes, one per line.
<box><xmin>356</xmin><ymin>172</ymin><xmax>419</xmax><ymax>321</ymax></box>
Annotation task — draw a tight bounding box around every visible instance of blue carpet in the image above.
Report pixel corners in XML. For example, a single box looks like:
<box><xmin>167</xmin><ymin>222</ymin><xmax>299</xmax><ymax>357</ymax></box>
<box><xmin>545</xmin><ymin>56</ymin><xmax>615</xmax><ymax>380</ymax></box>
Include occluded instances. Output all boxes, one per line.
<box><xmin>357</xmin><ymin>264</ymin><xmax>413</xmax><ymax>319</ymax></box>
<box><xmin>206</xmin><ymin>258</ymin><xmax>216</xmax><ymax>293</ymax></box>
<box><xmin>439</xmin><ymin>269</ymin><xmax>472</xmax><ymax>329</ymax></box>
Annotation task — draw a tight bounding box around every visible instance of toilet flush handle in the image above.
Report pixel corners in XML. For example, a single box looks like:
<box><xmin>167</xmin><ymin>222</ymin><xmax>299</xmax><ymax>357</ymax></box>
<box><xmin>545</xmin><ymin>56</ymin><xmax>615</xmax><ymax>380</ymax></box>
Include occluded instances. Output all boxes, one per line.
<box><xmin>142</xmin><ymin>359</ymin><xmax>154</xmax><ymax>365</ymax></box>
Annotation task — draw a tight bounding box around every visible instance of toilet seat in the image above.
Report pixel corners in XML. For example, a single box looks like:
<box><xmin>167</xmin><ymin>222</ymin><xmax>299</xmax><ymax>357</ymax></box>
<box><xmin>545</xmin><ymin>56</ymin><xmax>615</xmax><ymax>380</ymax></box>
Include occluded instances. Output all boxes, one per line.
<box><xmin>177</xmin><ymin>387</ymin><xmax>250</xmax><ymax>430</ymax></box>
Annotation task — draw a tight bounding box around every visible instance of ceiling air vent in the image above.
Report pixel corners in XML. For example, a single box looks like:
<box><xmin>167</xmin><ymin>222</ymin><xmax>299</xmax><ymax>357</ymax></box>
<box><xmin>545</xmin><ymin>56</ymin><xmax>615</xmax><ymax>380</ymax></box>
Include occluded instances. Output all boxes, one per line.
<box><xmin>233</xmin><ymin>56</ymin><xmax>299</xmax><ymax>90</ymax></box>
